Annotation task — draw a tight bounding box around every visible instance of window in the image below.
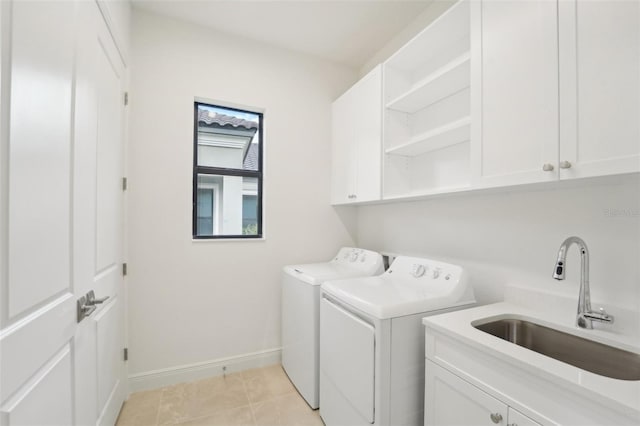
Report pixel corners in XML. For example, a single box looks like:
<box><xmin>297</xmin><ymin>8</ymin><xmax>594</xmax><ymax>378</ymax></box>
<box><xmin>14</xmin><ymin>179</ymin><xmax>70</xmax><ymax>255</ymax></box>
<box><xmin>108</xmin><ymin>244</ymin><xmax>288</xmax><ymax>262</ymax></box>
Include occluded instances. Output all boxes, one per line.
<box><xmin>193</xmin><ymin>102</ymin><xmax>263</xmax><ymax>238</ymax></box>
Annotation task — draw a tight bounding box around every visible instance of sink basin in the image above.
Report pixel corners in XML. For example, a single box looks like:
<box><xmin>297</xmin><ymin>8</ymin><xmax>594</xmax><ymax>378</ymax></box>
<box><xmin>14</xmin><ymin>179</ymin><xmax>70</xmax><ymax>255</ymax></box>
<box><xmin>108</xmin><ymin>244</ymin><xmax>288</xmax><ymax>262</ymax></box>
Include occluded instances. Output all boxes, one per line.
<box><xmin>473</xmin><ymin>318</ymin><xmax>640</xmax><ymax>381</ymax></box>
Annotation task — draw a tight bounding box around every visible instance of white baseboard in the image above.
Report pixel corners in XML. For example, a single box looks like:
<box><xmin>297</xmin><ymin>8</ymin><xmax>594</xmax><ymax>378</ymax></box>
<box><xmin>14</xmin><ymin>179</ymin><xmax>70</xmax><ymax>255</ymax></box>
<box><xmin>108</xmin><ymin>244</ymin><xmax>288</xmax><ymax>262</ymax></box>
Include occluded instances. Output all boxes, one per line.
<box><xmin>127</xmin><ymin>348</ymin><xmax>282</xmax><ymax>394</ymax></box>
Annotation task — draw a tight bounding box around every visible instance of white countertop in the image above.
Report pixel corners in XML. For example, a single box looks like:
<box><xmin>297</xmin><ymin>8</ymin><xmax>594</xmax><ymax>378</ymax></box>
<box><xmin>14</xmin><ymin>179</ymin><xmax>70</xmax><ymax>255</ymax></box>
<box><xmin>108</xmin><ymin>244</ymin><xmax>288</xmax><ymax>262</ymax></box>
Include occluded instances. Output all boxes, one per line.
<box><xmin>422</xmin><ymin>301</ymin><xmax>640</xmax><ymax>417</ymax></box>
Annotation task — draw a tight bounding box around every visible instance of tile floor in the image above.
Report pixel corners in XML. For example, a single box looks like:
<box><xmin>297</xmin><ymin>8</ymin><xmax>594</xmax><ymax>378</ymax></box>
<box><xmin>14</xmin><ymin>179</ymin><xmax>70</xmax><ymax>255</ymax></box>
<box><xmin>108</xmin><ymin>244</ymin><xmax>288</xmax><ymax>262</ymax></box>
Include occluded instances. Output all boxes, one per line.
<box><xmin>116</xmin><ymin>365</ymin><xmax>324</xmax><ymax>426</ymax></box>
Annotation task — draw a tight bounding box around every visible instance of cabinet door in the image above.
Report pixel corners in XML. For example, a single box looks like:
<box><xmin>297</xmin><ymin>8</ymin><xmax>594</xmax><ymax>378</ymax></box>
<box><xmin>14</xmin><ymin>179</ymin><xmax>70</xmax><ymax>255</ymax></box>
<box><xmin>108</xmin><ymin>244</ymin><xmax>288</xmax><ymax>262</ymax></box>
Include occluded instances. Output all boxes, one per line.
<box><xmin>353</xmin><ymin>65</ymin><xmax>382</xmax><ymax>203</ymax></box>
<box><xmin>330</xmin><ymin>65</ymin><xmax>382</xmax><ymax>205</ymax></box>
<box><xmin>508</xmin><ymin>407</ymin><xmax>542</xmax><ymax>426</ymax></box>
<box><xmin>473</xmin><ymin>0</ymin><xmax>559</xmax><ymax>187</ymax></box>
<box><xmin>425</xmin><ymin>361</ymin><xmax>507</xmax><ymax>426</ymax></box>
<box><xmin>558</xmin><ymin>0</ymin><xmax>640</xmax><ymax>179</ymax></box>
<box><xmin>331</xmin><ymin>89</ymin><xmax>357</xmax><ymax>204</ymax></box>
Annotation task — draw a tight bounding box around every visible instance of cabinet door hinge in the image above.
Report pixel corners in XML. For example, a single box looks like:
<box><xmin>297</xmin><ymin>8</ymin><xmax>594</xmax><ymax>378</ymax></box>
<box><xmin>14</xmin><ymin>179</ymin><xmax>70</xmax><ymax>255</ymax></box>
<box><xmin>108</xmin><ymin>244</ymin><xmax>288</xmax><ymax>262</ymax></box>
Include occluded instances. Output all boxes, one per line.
<box><xmin>122</xmin><ymin>263</ymin><xmax>128</xmax><ymax>276</ymax></box>
<box><xmin>122</xmin><ymin>177</ymin><xmax>128</xmax><ymax>191</ymax></box>
<box><xmin>124</xmin><ymin>92</ymin><xmax>129</xmax><ymax>106</ymax></box>
<box><xmin>124</xmin><ymin>348</ymin><xmax>128</xmax><ymax>361</ymax></box>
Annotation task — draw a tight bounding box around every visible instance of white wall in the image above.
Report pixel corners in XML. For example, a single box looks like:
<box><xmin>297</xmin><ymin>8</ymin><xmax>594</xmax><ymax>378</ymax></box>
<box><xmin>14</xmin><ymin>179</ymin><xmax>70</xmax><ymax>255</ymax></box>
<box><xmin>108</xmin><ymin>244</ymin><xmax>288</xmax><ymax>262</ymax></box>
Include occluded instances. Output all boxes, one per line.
<box><xmin>359</xmin><ymin>0</ymin><xmax>456</xmax><ymax>76</ymax></box>
<box><xmin>357</xmin><ymin>176</ymin><xmax>640</xmax><ymax>313</ymax></box>
<box><xmin>127</xmin><ymin>9</ymin><xmax>358</xmax><ymax>377</ymax></box>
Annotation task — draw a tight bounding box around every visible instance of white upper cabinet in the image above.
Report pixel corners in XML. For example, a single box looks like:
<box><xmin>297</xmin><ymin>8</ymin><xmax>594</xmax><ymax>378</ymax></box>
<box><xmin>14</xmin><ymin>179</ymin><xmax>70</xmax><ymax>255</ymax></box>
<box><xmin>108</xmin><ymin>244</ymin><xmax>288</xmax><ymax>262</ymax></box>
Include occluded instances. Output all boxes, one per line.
<box><xmin>474</xmin><ymin>0</ymin><xmax>639</xmax><ymax>188</ymax></box>
<box><xmin>558</xmin><ymin>0</ymin><xmax>640</xmax><ymax>179</ymax></box>
<box><xmin>471</xmin><ymin>0</ymin><xmax>560</xmax><ymax>188</ymax></box>
<box><xmin>330</xmin><ymin>0</ymin><xmax>639</xmax><ymax>205</ymax></box>
<box><xmin>331</xmin><ymin>65</ymin><xmax>382</xmax><ymax>205</ymax></box>
<box><xmin>383</xmin><ymin>0</ymin><xmax>472</xmax><ymax>199</ymax></box>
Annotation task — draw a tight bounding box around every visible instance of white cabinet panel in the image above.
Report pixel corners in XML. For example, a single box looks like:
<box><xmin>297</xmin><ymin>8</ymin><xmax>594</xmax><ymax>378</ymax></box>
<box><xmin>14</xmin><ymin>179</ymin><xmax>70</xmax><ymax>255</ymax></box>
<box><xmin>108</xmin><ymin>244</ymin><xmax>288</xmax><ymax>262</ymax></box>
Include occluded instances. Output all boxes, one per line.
<box><xmin>331</xmin><ymin>65</ymin><xmax>382</xmax><ymax>205</ymax></box>
<box><xmin>509</xmin><ymin>407</ymin><xmax>543</xmax><ymax>426</ymax></box>
<box><xmin>426</xmin><ymin>361</ymin><xmax>506</xmax><ymax>426</ymax></box>
<box><xmin>331</xmin><ymin>86</ymin><xmax>357</xmax><ymax>204</ymax></box>
<box><xmin>426</xmin><ymin>361</ymin><xmax>543</xmax><ymax>426</ymax></box>
<box><xmin>559</xmin><ymin>0</ymin><xmax>640</xmax><ymax>179</ymax></box>
<box><xmin>476</xmin><ymin>0</ymin><xmax>559</xmax><ymax>187</ymax></box>
<box><xmin>476</xmin><ymin>0</ymin><xmax>638</xmax><ymax>189</ymax></box>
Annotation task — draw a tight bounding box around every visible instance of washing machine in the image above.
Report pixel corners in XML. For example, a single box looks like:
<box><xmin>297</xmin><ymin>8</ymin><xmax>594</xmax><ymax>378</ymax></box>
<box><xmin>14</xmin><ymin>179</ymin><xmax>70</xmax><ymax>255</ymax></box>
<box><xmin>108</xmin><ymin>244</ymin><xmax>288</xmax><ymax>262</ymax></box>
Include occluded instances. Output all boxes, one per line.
<box><xmin>281</xmin><ymin>247</ymin><xmax>384</xmax><ymax>409</ymax></box>
<box><xmin>319</xmin><ymin>256</ymin><xmax>475</xmax><ymax>426</ymax></box>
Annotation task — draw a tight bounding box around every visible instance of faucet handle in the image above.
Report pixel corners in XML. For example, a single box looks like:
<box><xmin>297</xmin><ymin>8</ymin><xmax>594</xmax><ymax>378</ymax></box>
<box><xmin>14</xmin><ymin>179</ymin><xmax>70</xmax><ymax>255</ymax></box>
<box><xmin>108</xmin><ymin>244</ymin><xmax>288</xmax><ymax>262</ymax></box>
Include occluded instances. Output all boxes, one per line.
<box><xmin>584</xmin><ymin>307</ymin><xmax>615</xmax><ymax>324</ymax></box>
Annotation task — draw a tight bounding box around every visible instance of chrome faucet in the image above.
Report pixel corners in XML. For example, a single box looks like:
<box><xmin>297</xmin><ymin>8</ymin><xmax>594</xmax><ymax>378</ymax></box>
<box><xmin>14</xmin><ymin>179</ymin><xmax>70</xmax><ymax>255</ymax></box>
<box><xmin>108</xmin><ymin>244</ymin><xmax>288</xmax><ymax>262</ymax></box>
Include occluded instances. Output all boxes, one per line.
<box><xmin>552</xmin><ymin>236</ymin><xmax>614</xmax><ymax>329</ymax></box>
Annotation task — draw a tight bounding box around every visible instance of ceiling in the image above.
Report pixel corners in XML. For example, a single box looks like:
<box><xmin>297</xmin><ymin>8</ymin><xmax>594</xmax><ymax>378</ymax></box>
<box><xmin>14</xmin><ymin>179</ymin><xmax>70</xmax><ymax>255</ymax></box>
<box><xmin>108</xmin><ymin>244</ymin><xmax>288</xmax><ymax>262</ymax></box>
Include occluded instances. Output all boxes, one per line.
<box><xmin>131</xmin><ymin>0</ymin><xmax>434</xmax><ymax>69</ymax></box>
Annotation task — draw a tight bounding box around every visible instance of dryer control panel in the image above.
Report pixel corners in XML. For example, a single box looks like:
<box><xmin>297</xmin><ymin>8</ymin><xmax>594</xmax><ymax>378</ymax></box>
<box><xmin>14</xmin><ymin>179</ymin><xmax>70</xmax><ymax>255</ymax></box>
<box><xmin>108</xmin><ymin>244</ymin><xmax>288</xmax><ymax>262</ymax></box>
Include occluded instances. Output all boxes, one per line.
<box><xmin>387</xmin><ymin>256</ymin><xmax>466</xmax><ymax>290</ymax></box>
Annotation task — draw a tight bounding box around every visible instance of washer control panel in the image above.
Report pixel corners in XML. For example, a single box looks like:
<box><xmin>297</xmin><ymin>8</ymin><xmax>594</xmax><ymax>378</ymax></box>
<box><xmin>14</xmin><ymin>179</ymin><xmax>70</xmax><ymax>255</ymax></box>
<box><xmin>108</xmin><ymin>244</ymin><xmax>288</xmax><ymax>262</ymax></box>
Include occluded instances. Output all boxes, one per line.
<box><xmin>333</xmin><ymin>247</ymin><xmax>383</xmax><ymax>274</ymax></box>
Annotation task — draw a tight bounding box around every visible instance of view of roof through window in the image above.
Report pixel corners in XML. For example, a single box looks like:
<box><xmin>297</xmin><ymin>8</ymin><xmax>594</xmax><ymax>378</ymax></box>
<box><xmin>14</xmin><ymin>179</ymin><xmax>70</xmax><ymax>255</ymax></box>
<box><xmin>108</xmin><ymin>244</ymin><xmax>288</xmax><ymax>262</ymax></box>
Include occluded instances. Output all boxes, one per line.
<box><xmin>194</xmin><ymin>102</ymin><xmax>263</xmax><ymax>238</ymax></box>
<box><xmin>199</xmin><ymin>105</ymin><xmax>259</xmax><ymax>124</ymax></box>
<box><xmin>196</xmin><ymin>104</ymin><xmax>260</xmax><ymax>172</ymax></box>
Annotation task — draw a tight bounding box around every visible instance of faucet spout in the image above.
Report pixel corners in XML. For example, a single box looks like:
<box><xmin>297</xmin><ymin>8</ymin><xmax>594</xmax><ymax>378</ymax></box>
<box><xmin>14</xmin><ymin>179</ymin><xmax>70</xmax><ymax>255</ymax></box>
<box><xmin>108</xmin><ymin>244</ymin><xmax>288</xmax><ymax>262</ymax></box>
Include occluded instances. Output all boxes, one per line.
<box><xmin>552</xmin><ymin>236</ymin><xmax>613</xmax><ymax>329</ymax></box>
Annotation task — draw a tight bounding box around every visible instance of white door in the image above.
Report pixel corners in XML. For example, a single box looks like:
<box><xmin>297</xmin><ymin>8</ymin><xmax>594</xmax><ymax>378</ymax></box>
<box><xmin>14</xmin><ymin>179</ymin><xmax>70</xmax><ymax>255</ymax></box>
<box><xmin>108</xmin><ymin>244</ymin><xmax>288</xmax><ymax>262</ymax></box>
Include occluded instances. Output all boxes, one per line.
<box><xmin>74</xmin><ymin>2</ymin><xmax>127</xmax><ymax>425</ymax></box>
<box><xmin>558</xmin><ymin>0</ymin><xmax>640</xmax><ymax>179</ymax></box>
<box><xmin>474</xmin><ymin>0</ymin><xmax>559</xmax><ymax>187</ymax></box>
<box><xmin>0</xmin><ymin>1</ymin><xmax>127</xmax><ymax>425</ymax></box>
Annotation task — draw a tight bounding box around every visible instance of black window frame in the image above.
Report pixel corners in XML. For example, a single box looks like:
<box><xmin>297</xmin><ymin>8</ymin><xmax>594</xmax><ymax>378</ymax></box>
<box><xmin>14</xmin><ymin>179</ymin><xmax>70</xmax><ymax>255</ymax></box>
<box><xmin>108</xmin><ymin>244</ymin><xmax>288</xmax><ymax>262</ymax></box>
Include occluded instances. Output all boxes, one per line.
<box><xmin>192</xmin><ymin>101</ymin><xmax>264</xmax><ymax>239</ymax></box>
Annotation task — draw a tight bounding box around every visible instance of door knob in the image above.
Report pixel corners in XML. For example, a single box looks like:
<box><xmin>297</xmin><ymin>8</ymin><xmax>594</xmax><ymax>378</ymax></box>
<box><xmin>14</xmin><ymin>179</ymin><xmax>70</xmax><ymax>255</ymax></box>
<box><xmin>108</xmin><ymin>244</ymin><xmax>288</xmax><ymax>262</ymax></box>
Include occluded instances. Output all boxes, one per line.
<box><xmin>76</xmin><ymin>296</ymin><xmax>96</xmax><ymax>323</ymax></box>
<box><xmin>490</xmin><ymin>413</ymin><xmax>503</xmax><ymax>424</ymax></box>
<box><xmin>559</xmin><ymin>160</ymin><xmax>572</xmax><ymax>169</ymax></box>
<box><xmin>86</xmin><ymin>290</ymin><xmax>109</xmax><ymax>306</ymax></box>
<box><xmin>542</xmin><ymin>163</ymin><xmax>554</xmax><ymax>172</ymax></box>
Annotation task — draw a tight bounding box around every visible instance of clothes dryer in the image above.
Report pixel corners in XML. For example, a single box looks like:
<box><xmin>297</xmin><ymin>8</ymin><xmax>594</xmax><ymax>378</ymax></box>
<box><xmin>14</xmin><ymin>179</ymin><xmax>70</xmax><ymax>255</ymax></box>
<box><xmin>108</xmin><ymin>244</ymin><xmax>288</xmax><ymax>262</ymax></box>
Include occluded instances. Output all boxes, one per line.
<box><xmin>319</xmin><ymin>256</ymin><xmax>475</xmax><ymax>426</ymax></box>
<box><xmin>281</xmin><ymin>247</ymin><xmax>383</xmax><ymax>409</ymax></box>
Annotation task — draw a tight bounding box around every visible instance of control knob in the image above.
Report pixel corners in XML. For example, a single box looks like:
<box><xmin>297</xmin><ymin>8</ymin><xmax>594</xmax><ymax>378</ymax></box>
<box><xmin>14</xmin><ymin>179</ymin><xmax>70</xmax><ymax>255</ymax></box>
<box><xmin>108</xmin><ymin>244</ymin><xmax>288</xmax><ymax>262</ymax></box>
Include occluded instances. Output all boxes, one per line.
<box><xmin>412</xmin><ymin>264</ymin><xmax>426</xmax><ymax>278</ymax></box>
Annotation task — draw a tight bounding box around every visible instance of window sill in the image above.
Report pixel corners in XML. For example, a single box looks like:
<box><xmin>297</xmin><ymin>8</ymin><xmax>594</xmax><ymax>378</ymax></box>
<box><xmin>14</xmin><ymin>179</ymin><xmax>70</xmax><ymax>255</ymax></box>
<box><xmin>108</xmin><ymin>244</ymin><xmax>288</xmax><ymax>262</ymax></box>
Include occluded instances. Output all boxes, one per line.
<box><xmin>191</xmin><ymin>237</ymin><xmax>266</xmax><ymax>243</ymax></box>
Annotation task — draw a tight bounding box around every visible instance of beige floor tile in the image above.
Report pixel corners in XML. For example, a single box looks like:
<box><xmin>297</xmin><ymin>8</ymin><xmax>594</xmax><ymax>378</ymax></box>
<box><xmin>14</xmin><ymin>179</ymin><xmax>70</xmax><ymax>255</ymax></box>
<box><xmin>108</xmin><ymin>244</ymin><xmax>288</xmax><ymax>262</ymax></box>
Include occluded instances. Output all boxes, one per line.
<box><xmin>117</xmin><ymin>365</ymin><xmax>315</xmax><ymax>426</ymax></box>
<box><xmin>186</xmin><ymin>374</ymin><xmax>250</xmax><ymax>419</ymax></box>
<box><xmin>243</xmin><ymin>365</ymin><xmax>296</xmax><ymax>404</ymax></box>
<box><xmin>177</xmin><ymin>405</ymin><xmax>255</xmax><ymax>426</ymax></box>
<box><xmin>157</xmin><ymin>383</ymin><xmax>197</xmax><ymax>425</ymax></box>
<box><xmin>252</xmin><ymin>393</ymin><xmax>322</xmax><ymax>426</ymax></box>
<box><xmin>116</xmin><ymin>389</ymin><xmax>163</xmax><ymax>426</ymax></box>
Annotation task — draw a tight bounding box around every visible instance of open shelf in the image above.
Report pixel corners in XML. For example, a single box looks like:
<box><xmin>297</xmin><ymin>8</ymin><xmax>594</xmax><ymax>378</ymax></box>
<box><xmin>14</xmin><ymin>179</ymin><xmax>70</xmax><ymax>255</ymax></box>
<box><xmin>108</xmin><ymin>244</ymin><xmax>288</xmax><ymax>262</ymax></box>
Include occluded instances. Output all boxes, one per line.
<box><xmin>387</xmin><ymin>1</ymin><xmax>470</xmax><ymax>72</ymax></box>
<box><xmin>385</xmin><ymin>52</ymin><xmax>470</xmax><ymax>114</ymax></box>
<box><xmin>383</xmin><ymin>183</ymin><xmax>473</xmax><ymax>201</ymax></box>
<box><xmin>382</xmin><ymin>0</ymin><xmax>472</xmax><ymax>201</ymax></box>
<box><xmin>385</xmin><ymin>116</ymin><xmax>470</xmax><ymax>157</ymax></box>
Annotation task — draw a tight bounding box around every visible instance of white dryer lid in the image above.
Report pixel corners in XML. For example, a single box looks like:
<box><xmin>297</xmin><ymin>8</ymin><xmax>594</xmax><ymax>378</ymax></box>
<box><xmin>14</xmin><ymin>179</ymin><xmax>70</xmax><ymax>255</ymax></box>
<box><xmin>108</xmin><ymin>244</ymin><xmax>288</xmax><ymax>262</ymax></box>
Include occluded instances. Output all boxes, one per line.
<box><xmin>321</xmin><ymin>256</ymin><xmax>475</xmax><ymax>319</ymax></box>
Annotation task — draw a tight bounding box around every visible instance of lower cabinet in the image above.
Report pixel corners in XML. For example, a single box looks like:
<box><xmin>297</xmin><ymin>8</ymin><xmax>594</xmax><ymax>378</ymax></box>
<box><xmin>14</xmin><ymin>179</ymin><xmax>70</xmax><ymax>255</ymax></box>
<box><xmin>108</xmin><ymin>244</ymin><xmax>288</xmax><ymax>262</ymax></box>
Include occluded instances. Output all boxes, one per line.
<box><xmin>425</xmin><ymin>361</ymin><xmax>541</xmax><ymax>426</ymax></box>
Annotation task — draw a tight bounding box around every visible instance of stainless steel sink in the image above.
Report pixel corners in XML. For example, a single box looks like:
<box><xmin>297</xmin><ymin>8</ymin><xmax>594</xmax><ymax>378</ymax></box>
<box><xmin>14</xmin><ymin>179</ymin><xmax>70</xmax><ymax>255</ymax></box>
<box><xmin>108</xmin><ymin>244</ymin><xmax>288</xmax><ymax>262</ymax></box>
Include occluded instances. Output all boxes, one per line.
<box><xmin>473</xmin><ymin>318</ymin><xmax>640</xmax><ymax>381</ymax></box>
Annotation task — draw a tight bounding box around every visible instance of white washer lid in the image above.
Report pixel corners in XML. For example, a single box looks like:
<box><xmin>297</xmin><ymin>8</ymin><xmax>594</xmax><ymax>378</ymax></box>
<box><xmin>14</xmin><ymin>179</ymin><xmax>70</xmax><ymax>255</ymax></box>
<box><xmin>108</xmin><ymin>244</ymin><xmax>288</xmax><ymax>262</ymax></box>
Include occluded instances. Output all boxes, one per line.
<box><xmin>283</xmin><ymin>263</ymin><xmax>372</xmax><ymax>286</ymax></box>
<box><xmin>321</xmin><ymin>256</ymin><xmax>475</xmax><ymax>319</ymax></box>
<box><xmin>283</xmin><ymin>247</ymin><xmax>384</xmax><ymax>286</ymax></box>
